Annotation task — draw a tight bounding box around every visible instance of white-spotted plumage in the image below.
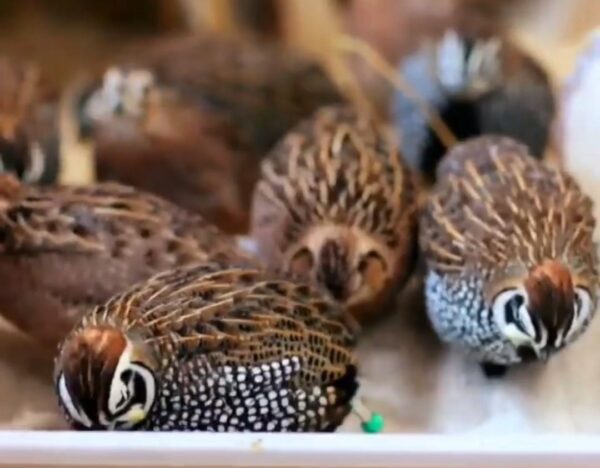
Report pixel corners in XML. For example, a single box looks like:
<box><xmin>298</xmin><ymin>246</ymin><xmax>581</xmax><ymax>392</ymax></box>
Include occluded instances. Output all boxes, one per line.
<box><xmin>55</xmin><ymin>262</ymin><xmax>359</xmax><ymax>431</ymax></box>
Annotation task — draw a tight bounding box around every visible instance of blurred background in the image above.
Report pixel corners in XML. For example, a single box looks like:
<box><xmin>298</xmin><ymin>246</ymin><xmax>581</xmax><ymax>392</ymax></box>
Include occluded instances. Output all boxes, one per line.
<box><xmin>0</xmin><ymin>0</ymin><xmax>597</xmax><ymax>186</ymax></box>
<box><xmin>0</xmin><ymin>0</ymin><xmax>597</xmax><ymax>86</ymax></box>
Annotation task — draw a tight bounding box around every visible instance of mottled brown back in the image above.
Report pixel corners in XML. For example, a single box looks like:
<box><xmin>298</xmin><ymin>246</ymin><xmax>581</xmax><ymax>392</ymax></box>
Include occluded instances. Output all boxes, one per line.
<box><xmin>83</xmin><ymin>263</ymin><xmax>359</xmax><ymax>387</ymax></box>
<box><xmin>253</xmin><ymin>105</ymin><xmax>417</xmax><ymax>257</ymax></box>
<box><xmin>421</xmin><ymin>136</ymin><xmax>597</xmax><ymax>279</ymax></box>
<box><xmin>123</xmin><ymin>33</ymin><xmax>345</xmax><ymax>153</ymax></box>
<box><xmin>82</xmin><ymin>33</ymin><xmax>344</xmax><ymax>234</ymax></box>
<box><xmin>0</xmin><ymin>175</ymin><xmax>246</xmax><ymax>347</ymax></box>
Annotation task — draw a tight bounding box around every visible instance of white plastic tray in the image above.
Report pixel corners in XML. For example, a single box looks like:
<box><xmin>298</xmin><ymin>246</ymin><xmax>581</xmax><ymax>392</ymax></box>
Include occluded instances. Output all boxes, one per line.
<box><xmin>2</xmin><ymin>432</ymin><xmax>600</xmax><ymax>468</ymax></box>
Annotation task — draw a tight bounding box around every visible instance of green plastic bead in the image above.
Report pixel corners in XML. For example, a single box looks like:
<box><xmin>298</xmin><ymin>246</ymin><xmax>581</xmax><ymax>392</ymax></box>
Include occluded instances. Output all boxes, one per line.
<box><xmin>361</xmin><ymin>412</ymin><xmax>384</xmax><ymax>433</ymax></box>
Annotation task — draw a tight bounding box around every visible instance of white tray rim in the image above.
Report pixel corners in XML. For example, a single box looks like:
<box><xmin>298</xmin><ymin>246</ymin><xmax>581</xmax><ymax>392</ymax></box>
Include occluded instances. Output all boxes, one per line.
<box><xmin>1</xmin><ymin>432</ymin><xmax>600</xmax><ymax>467</ymax></box>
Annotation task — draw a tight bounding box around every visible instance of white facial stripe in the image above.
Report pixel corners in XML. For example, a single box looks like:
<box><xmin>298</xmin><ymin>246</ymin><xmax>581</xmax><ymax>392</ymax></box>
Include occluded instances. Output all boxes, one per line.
<box><xmin>107</xmin><ymin>340</ymin><xmax>156</xmax><ymax>428</ymax></box>
<box><xmin>492</xmin><ymin>288</ymin><xmax>545</xmax><ymax>351</ymax></box>
<box><xmin>467</xmin><ymin>38</ymin><xmax>502</xmax><ymax>93</ymax></box>
<box><xmin>466</xmin><ymin>44</ymin><xmax>485</xmax><ymax>77</ymax></box>
<box><xmin>58</xmin><ymin>374</ymin><xmax>93</xmax><ymax>428</ymax></box>
<box><xmin>108</xmin><ymin>340</ymin><xmax>134</xmax><ymax>414</ymax></box>
<box><xmin>503</xmin><ymin>323</ymin><xmax>534</xmax><ymax>346</ymax></box>
<box><xmin>517</xmin><ymin>303</ymin><xmax>537</xmax><ymax>339</ymax></box>
<box><xmin>563</xmin><ymin>288</ymin><xmax>594</xmax><ymax>344</ymax></box>
<box><xmin>132</xmin><ymin>363</ymin><xmax>156</xmax><ymax>417</ymax></box>
<box><xmin>437</xmin><ymin>30</ymin><xmax>467</xmax><ymax>92</ymax></box>
<box><xmin>111</xmin><ymin>363</ymin><xmax>156</xmax><ymax>429</ymax></box>
<box><xmin>466</xmin><ymin>39</ymin><xmax>500</xmax><ymax>76</ymax></box>
<box><xmin>23</xmin><ymin>142</ymin><xmax>45</xmax><ymax>183</ymax></box>
<box><xmin>103</xmin><ymin>69</ymin><xmax>125</xmax><ymax>102</ymax></box>
<box><xmin>105</xmin><ymin>67</ymin><xmax>124</xmax><ymax>88</ymax></box>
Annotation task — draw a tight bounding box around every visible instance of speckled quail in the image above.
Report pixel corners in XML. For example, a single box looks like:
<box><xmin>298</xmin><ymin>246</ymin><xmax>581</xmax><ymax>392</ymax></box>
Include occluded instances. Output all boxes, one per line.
<box><xmin>251</xmin><ymin>105</ymin><xmax>418</xmax><ymax>325</ymax></box>
<box><xmin>54</xmin><ymin>262</ymin><xmax>359</xmax><ymax>432</ymax></box>
<box><xmin>74</xmin><ymin>33</ymin><xmax>344</xmax><ymax>234</ymax></box>
<box><xmin>420</xmin><ymin>135</ymin><xmax>598</xmax><ymax>377</ymax></box>
<box><xmin>0</xmin><ymin>174</ymin><xmax>248</xmax><ymax>349</ymax></box>
<box><xmin>393</xmin><ymin>28</ymin><xmax>555</xmax><ymax>181</ymax></box>
<box><xmin>0</xmin><ymin>57</ymin><xmax>60</xmax><ymax>184</ymax></box>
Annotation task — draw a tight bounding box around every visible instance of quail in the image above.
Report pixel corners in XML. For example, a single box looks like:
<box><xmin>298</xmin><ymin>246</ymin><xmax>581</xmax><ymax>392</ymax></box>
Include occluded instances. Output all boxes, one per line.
<box><xmin>251</xmin><ymin>105</ymin><xmax>418</xmax><ymax>325</ymax></box>
<box><xmin>0</xmin><ymin>174</ymin><xmax>248</xmax><ymax>349</ymax></box>
<box><xmin>392</xmin><ymin>28</ymin><xmax>555</xmax><ymax>181</ymax></box>
<box><xmin>75</xmin><ymin>33</ymin><xmax>344</xmax><ymax>234</ymax></box>
<box><xmin>54</xmin><ymin>262</ymin><xmax>359</xmax><ymax>432</ymax></box>
<box><xmin>420</xmin><ymin>135</ymin><xmax>598</xmax><ymax>377</ymax></box>
<box><xmin>0</xmin><ymin>57</ymin><xmax>60</xmax><ymax>184</ymax></box>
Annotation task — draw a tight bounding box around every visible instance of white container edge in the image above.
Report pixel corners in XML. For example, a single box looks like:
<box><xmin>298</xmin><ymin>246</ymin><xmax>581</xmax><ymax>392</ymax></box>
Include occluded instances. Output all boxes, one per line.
<box><xmin>1</xmin><ymin>432</ymin><xmax>600</xmax><ymax>467</ymax></box>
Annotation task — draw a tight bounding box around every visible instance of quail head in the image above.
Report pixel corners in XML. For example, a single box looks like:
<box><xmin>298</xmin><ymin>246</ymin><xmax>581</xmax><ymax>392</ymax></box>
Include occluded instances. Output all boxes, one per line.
<box><xmin>420</xmin><ymin>135</ymin><xmax>598</xmax><ymax>377</ymax></box>
<box><xmin>0</xmin><ymin>174</ymin><xmax>248</xmax><ymax>349</ymax></box>
<box><xmin>392</xmin><ymin>28</ymin><xmax>555</xmax><ymax>181</ymax></box>
<box><xmin>54</xmin><ymin>262</ymin><xmax>359</xmax><ymax>432</ymax></box>
<box><xmin>0</xmin><ymin>57</ymin><xmax>60</xmax><ymax>184</ymax></box>
<box><xmin>75</xmin><ymin>33</ymin><xmax>344</xmax><ymax>234</ymax></box>
<box><xmin>251</xmin><ymin>105</ymin><xmax>418</xmax><ymax>325</ymax></box>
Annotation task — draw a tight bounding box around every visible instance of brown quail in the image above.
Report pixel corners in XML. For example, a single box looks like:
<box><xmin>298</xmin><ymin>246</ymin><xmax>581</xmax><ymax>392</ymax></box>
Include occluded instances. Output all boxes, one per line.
<box><xmin>0</xmin><ymin>174</ymin><xmax>248</xmax><ymax>349</ymax></box>
<box><xmin>251</xmin><ymin>105</ymin><xmax>418</xmax><ymax>325</ymax></box>
<box><xmin>75</xmin><ymin>33</ymin><xmax>344</xmax><ymax>234</ymax></box>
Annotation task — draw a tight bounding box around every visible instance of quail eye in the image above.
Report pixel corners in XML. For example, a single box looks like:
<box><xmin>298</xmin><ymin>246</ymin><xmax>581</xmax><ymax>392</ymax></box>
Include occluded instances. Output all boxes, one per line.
<box><xmin>57</xmin><ymin>373</ymin><xmax>93</xmax><ymax>428</ymax></box>
<box><xmin>289</xmin><ymin>247</ymin><xmax>314</xmax><ymax>277</ymax></box>
<box><xmin>357</xmin><ymin>250</ymin><xmax>386</xmax><ymax>274</ymax></box>
<box><xmin>121</xmin><ymin>369</ymin><xmax>133</xmax><ymax>383</ymax></box>
<box><xmin>505</xmin><ymin>294</ymin><xmax>537</xmax><ymax>338</ymax></box>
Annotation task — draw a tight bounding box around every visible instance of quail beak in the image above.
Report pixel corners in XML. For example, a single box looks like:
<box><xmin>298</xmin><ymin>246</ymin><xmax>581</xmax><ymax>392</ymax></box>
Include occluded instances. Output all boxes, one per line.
<box><xmin>127</xmin><ymin>407</ymin><xmax>147</xmax><ymax>425</ymax></box>
<box><xmin>540</xmin><ymin>352</ymin><xmax>550</xmax><ymax>363</ymax></box>
<box><xmin>504</xmin><ymin>325</ymin><xmax>531</xmax><ymax>347</ymax></box>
